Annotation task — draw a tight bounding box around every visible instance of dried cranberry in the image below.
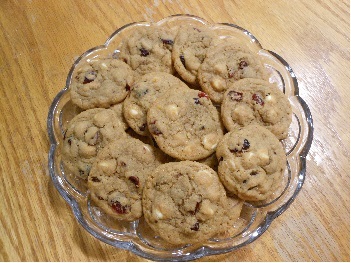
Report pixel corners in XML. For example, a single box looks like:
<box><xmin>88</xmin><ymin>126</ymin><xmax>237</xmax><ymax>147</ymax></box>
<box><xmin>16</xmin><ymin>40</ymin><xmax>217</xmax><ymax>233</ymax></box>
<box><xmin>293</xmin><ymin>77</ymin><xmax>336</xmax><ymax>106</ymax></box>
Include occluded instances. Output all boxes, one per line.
<box><xmin>192</xmin><ymin>201</ymin><xmax>201</xmax><ymax>215</ymax></box>
<box><xmin>139</xmin><ymin>123</ymin><xmax>147</xmax><ymax>131</ymax></box>
<box><xmin>129</xmin><ymin>176</ymin><xmax>140</xmax><ymax>188</ymax></box>
<box><xmin>227</xmin><ymin>91</ymin><xmax>243</xmax><ymax>101</ymax></box>
<box><xmin>162</xmin><ymin>39</ymin><xmax>174</xmax><ymax>45</ymax></box>
<box><xmin>252</xmin><ymin>94</ymin><xmax>264</xmax><ymax>106</ymax></box>
<box><xmin>228</xmin><ymin>68</ymin><xmax>235</xmax><ymax>78</ymax></box>
<box><xmin>111</xmin><ymin>201</ymin><xmax>129</xmax><ymax>214</ymax></box>
<box><xmin>242</xmin><ymin>139</ymin><xmax>250</xmax><ymax>150</ymax></box>
<box><xmin>91</xmin><ymin>177</ymin><xmax>100</xmax><ymax>182</ymax></box>
<box><xmin>125</xmin><ymin>84</ymin><xmax>131</xmax><ymax>91</ymax></box>
<box><xmin>190</xmin><ymin>222</ymin><xmax>200</xmax><ymax>231</ymax></box>
<box><xmin>180</xmin><ymin>55</ymin><xmax>186</xmax><ymax>67</ymax></box>
<box><xmin>198</xmin><ymin>92</ymin><xmax>209</xmax><ymax>100</ymax></box>
<box><xmin>140</xmin><ymin>48</ymin><xmax>150</xmax><ymax>57</ymax></box>
<box><xmin>83</xmin><ymin>71</ymin><xmax>97</xmax><ymax>84</ymax></box>
<box><xmin>149</xmin><ymin>120</ymin><xmax>162</xmax><ymax>135</ymax></box>
<box><xmin>239</xmin><ymin>60</ymin><xmax>248</xmax><ymax>69</ymax></box>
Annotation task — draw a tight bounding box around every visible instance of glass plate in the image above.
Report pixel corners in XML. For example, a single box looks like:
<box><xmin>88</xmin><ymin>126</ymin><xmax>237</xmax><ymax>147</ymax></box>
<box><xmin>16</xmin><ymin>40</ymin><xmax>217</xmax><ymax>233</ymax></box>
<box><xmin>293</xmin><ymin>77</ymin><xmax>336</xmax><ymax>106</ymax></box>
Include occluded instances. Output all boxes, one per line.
<box><xmin>47</xmin><ymin>14</ymin><xmax>314</xmax><ymax>261</ymax></box>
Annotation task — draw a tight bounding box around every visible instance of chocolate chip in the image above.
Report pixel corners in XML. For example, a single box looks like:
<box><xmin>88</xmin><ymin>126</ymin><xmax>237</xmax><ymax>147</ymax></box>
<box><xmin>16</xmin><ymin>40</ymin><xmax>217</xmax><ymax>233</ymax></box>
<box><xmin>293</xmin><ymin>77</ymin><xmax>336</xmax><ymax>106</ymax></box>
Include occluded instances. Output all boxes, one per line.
<box><xmin>180</xmin><ymin>54</ymin><xmax>186</xmax><ymax>67</ymax></box>
<box><xmin>161</xmin><ymin>39</ymin><xmax>174</xmax><ymax>45</ymax></box>
<box><xmin>190</xmin><ymin>222</ymin><xmax>200</xmax><ymax>231</ymax></box>
<box><xmin>111</xmin><ymin>201</ymin><xmax>129</xmax><ymax>214</ymax></box>
<box><xmin>83</xmin><ymin>71</ymin><xmax>97</xmax><ymax>84</ymax></box>
<box><xmin>91</xmin><ymin>176</ymin><xmax>101</xmax><ymax>182</ymax></box>
<box><xmin>228</xmin><ymin>90</ymin><xmax>243</xmax><ymax>101</ymax></box>
<box><xmin>128</xmin><ymin>176</ymin><xmax>140</xmax><ymax>188</ymax></box>
<box><xmin>139</xmin><ymin>123</ymin><xmax>147</xmax><ymax>131</ymax></box>
<box><xmin>252</xmin><ymin>94</ymin><xmax>264</xmax><ymax>106</ymax></box>
<box><xmin>140</xmin><ymin>48</ymin><xmax>150</xmax><ymax>57</ymax></box>
<box><xmin>239</xmin><ymin>60</ymin><xmax>248</xmax><ymax>69</ymax></box>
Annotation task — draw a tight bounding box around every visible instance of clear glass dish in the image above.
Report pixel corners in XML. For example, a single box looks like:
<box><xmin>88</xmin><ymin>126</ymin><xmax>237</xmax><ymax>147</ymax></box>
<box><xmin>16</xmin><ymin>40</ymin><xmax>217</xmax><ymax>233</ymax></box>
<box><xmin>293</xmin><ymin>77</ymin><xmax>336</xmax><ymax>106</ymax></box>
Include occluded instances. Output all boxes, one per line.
<box><xmin>47</xmin><ymin>14</ymin><xmax>314</xmax><ymax>261</ymax></box>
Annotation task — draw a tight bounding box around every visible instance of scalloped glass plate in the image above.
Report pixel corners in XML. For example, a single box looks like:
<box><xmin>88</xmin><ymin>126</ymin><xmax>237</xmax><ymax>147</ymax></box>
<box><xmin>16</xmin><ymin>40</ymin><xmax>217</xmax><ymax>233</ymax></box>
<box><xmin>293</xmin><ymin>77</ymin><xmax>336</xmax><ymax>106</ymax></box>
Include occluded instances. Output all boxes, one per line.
<box><xmin>47</xmin><ymin>14</ymin><xmax>313</xmax><ymax>261</ymax></box>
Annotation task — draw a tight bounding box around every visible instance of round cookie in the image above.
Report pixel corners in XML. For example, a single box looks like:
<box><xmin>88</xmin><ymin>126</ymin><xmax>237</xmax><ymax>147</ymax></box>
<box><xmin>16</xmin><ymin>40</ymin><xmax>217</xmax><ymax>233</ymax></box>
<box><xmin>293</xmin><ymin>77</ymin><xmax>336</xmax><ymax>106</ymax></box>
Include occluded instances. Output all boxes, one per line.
<box><xmin>61</xmin><ymin>108</ymin><xmax>128</xmax><ymax>180</ymax></box>
<box><xmin>142</xmin><ymin>161</ymin><xmax>229</xmax><ymax>245</ymax></box>
<box><xmin>147</xmin><ymin>89</ymin><xmax>224</xmax><ymax>160</ymax></box>
<box><xmin>172</xmin><ymin>24</ymin><xmax>217</xmax><ymax>85</ymax></box>
<box><xmin>216</xmin><ymin>124</ymin><xmax>286</xmax><ymax>201</ymax></box>
<box><xmin>123</xmin><ymin>72</ymin><xmax>189</xmax><ymax>136</ymax></box>
<box><xmin>198</xmin><ymin>43</ymin><xmax>269</xmax><ymax>104</ymax></box>
<box><xmin>88</xmin><ymin>137</ymin><xmax>164</xmax><ymax>221</ymax></box>
<box><xmin>70</xmin><ymin>59</ymin><xmax>135</xmax><ymax>109</ymax></box>
<box><xmin>221</xmin><ymin>78</ymin><xmax>292</xmax><ymax>139</ymax></box>
<box><xmin>119</xmin><ymin>25</ymin><xmax>176</xmax><ymax>76</ymax></box>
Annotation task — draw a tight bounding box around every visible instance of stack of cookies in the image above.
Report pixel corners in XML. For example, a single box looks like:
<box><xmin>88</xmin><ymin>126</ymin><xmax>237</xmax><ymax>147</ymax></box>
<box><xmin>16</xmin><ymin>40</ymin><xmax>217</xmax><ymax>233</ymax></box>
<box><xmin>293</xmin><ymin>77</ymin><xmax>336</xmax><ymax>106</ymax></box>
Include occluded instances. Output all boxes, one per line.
<box><xmin>61</xmin><ymin>23</ymin><xmax>292</xmax><ymax>245</ymax></box>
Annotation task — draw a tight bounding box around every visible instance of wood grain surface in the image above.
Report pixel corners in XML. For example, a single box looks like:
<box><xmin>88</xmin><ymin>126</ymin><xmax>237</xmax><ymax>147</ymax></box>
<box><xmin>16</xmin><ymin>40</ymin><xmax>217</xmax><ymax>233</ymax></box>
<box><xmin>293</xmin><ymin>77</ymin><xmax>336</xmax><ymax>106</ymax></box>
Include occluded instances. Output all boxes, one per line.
<box><xmin>0</xmin><ymin>0</ymin><xmax>349</xmax><ymax>261</ymax></box>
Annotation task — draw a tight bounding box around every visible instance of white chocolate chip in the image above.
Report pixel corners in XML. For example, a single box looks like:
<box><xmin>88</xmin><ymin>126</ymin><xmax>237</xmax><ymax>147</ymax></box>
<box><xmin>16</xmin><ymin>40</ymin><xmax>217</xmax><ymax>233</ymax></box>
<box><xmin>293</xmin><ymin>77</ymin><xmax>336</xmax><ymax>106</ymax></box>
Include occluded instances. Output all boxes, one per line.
<box><xmin>265</xmin><ymin>94</ymin><xmax>275</xmax><ymax>103</ymax></box>
<box><xmin>78</xmin><ymin>143</ymin><xmax>96</xmax><ymax>157</ymax></box>
<box><xmin>98</xmin><ymin>159</ymin><xmax>117</xmax><ymax>175</ymax></box>
<box><xmin>153</xmin><ymin>208</ymin><xmax>164</xmax><ymax>220</ymax></box>
<box><xmin>210</xmin><ymin>77</ymin><xmax>226</xmax><ymax>91</ymax></box>
<box><xmin>193</xmin><ymin>170</ymin><xmax>215</xmax><ymax>187</ymax></box>
<box><xmin>202</xmin><ymin>133</ymin><xmax>219</xmax><ymax>150</ymax></box>
<box><xmin>199</xmin><ymin>201</ymin><xmax>215</xmax><ymax>216</ymax></box>
<box><xmin>165</xmin><ymin>104</ymin><xmax>179</xmax><ymax>120</ymax></box>
<box><xmin>214</xmin><ymin>63</ymin><xmax>227</xmax><ymax>74</ymax></box>
<box><xmin>233</xmin><ymin>104</ymin><xmax>255</xmax><ymax>124</ymax></box>
<box><xmin>127</xmin><ymin>106</ymin><xmax>142</xmax><ymax>118</ymax></box>
<box><xmin>257</xmin><ymin>148</ymin><xmax>270</xmax><ymax>165</ymax></box>
<box><xmin>93</xmin><ymin>110</ymin><xmax>113</xmax><ymax>127</ymax></box>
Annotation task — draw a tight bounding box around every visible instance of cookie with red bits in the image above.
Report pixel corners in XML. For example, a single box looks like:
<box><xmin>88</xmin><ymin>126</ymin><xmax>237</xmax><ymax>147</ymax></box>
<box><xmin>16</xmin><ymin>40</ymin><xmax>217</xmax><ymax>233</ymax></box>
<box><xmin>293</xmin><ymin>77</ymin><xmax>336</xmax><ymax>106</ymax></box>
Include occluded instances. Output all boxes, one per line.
<box><xmin>221</xmin><ymin>78</ymin><xmax>292</xmax><ymax>139</ymax></box>
<box><xmin>198</xmin><ymin>42</ymin><xmax>269</xmax><ymax>104</ymax></box>
<box><xmin>88</xmin><ymin>137</ymin><xmax>164</xmax><ymax>221</ymax></box>
<box><xmin>123</xmin><ymin>72</ymin><xmax>189</xmax><ymax>136</ymax></box>
<box><xmin>119</xmin><ymin>25</ymin><xmax>176</xmax><ymax>76</ymax></box>
<box><xmin>142</xmin><ymin>161</ymin><xmax>229</xmax><ymax>245</ymax></box>
<box><xmin>70</xmin><ymin>59</ymin><xmax>135</xmax><ymax>110</ymax></box>
<box><xmin>147</xmin><ymin>89</ymin><xmax>224</xmax><ymax>160</ymax></box>
<box><xmin>216</xmin><ymin>124</ymin><xmax>286</xmax><ymax>201</ymax></box>
<box><xmin>61</xmin><ymin>108</ymin><xmax>128</xmax><ymax>179</ymax></box>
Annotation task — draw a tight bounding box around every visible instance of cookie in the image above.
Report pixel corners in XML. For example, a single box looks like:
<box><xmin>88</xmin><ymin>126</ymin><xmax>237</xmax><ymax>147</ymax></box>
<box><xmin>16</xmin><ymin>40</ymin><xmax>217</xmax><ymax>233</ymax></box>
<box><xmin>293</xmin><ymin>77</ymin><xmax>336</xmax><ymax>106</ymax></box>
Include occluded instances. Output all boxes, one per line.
<box><xmin>61</xmin><ymin>108</ymin><xmax>128</xmax><ymax>179</ymax></box>
<box><xmin>172</xmin><ymin>24</ymin><xmax>217</xmax><ymax>85</ymax></box>
<box><xmin>198</xmin><ymin>43</ymin><xmax>269</xmax><ymax>103</ymax></box>
<box><xmin>147</xmin><ymin>89</ymin><xmax>224</xmax><ymax>160</ymax></box>
<box><xmin>221</xmin><ymin>78</ymin><xmax>292</xmax><ymax>139</ymax></box>
<box><xmin>123</xmin><ymin>72</ymin><xmax>189</xmax><ymax>136</ymax></box>
<box><xmin>142</xmin><ymin>161</ymin><xmax>229</xmax><ymax>245</ymax></box>
<box><xmin>216</xmin><ymin>124</ymin><xmax>286</xmax><ymax>201</ymax></box>
<box><xmin>70</xmin><ymin>59</ymin><xmax>135</xmax><ymax>110</ymax></box>
<box><xmin>119</xmin><ymin>25</ymin><xmax>176</xmax><ymax>76</ymax></box>
<box><xmin>88</xmin><ymin>137</ymin><xmax>163</xmax><ymax>221</ymax></box>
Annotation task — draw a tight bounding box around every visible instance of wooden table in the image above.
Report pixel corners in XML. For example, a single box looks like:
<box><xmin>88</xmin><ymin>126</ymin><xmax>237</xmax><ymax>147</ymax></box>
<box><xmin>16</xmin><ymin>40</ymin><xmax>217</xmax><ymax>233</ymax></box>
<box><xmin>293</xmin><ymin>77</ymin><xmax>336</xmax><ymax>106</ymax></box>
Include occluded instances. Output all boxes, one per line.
<box><xmin>0</xmin><ymin>0</ymin><xmax>349</xmax><ymax>261</ymax></box>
